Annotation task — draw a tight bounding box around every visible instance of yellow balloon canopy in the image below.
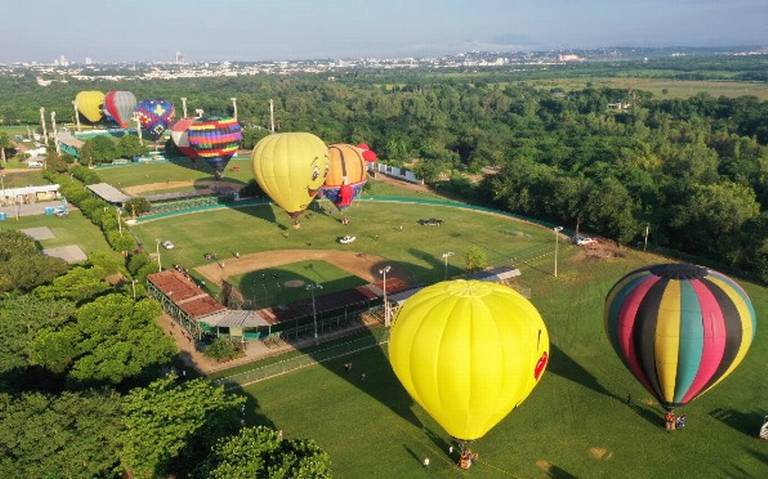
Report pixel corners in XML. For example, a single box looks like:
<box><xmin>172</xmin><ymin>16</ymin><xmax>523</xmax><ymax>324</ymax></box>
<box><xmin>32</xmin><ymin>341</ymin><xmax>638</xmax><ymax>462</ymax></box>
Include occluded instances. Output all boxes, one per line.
<box><xmin>251</xmin><ymin>133</ymin><xmax>329</xmax><ymax>221</ymax></box>
<box><xmin>388</xmin><ymin>280</ymin><xmax>549</xmax><ymax>441</ymax></box>
<box><xmin>75</xmin><ymin>91</ymin><xmax>105</xmax><ymax>123</ymax></box>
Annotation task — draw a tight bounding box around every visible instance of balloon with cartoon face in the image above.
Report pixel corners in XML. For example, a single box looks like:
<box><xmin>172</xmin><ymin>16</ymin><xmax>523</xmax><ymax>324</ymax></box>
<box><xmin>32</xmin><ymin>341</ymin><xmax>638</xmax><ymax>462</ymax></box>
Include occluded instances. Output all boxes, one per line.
<box><xmin>251</xmin><ymin>132</ymin><xmax>329</xmax><ymax>227</ymax></box>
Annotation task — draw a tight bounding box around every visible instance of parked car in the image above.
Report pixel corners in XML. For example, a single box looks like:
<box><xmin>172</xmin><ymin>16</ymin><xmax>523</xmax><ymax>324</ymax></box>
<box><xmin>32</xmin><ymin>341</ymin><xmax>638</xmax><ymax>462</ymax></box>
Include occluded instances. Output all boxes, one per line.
<box><xmin>27</xmin><ymin>161</ymin><xmax>44</xmax><ymax>169</ymax></box>
<box><xmin>338</xmin><ymin>235</ymin><xmax>357</xmax><ymax>245</ymax></box>
<box><xmin>111</xmin><ymin>158</ymin><xmax>130</xmax><ymax>165</ymax></box>
<box><xmin>418</xmin><ymin>218</ymin><xmax>444</xmax><ymax>226</ymax></box>
<box><xmin>573</xmin><ymin>234</ymin><xmax>597</xmax><ymax>246</ymax></box>
<box><xmin>162</xmin><ymin>240</ymin><xmax>175</xmax><ymax>250</ymax></box>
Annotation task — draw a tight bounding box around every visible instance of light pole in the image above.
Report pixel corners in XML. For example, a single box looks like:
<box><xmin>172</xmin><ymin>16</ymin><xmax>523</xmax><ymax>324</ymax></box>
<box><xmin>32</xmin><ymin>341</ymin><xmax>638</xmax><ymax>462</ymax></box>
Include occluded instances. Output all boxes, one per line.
<box><xmin>441</xmin><ymin>251</ymin><xmax>455</xmax><ymax>280</ymax></box>
<box><xmin>116</xmin><ymin>207</ymin><xmax>122</xmax><ymax>235</ymax></box>
<box><xmin>155</xmin><ymin>239</ymin><xmax>162</xmax><ymax>272</ymax></box>
<box><xmin>379</xmin><ymin>265</ymin><xmax>392</xmax><ymax>326</ymax></box>
<box><xmin>306</xmin><ymin>283</ymin><xmax>323</xmax><ymax>344</ymax></box>
<box><xmin>553</xmin><ymin>226</ymin><xmax>564</xmax><ymax>278</ymax></box>
<box><xmin>269</xmin><ymin>99</ymin><xmax>275</xmax><ymax>134</ymax></box>
<box><xmin>643</xmin><ymin>224</ymin><xmax>650</xmax><ymax>252</ymax></box>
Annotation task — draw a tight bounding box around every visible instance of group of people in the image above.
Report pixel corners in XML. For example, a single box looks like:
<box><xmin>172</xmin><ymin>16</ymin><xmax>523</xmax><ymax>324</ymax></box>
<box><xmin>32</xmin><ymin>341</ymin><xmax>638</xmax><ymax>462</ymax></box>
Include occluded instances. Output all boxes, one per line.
<box><xmin>664</xmin><ymin>411</ymin><xmax>687</xmax><ymax>431</ymax></box>
<box><xmin>204</xmin><ymin>251</ymin><xmax>218</xmax><ymax>261</ymax></box>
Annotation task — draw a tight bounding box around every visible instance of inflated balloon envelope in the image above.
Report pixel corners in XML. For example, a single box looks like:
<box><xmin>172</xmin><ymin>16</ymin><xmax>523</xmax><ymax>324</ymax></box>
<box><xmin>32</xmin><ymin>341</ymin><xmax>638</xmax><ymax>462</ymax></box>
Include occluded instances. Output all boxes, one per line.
<box><xmin>604</xmin><ymin>263</ymin><xmax>756</xmax><ymax>411</ymax></box>
<box><xmin>388</xmin><ymin>280</ymin><xmax>550</xmax><ymax>441</ymax></box>
<box><xmin>75</xmin><ymin>91</ymin><xmax>105</xmax><ymax>123</ymax></box>
<box><xmin>251</xmin><ymin>132</ymin><xmax>329</xmax><ymax>225</ymax></box>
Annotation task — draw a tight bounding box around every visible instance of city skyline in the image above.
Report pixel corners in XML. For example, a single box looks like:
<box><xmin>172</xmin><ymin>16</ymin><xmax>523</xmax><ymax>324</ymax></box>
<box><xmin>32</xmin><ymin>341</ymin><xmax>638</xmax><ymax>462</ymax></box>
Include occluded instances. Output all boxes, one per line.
<box><xmin>0</xmin><ymin>0</ymin><xmax>766</xmax><ymax>62</ymax></box>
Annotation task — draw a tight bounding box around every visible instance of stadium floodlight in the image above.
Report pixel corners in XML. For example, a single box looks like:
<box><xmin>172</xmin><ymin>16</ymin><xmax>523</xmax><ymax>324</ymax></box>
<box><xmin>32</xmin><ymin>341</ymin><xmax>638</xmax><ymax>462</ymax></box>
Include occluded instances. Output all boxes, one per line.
<box><xmin>553</xmin><ymin>226</ymin><xmax>564</xmax><ymax>278</ymax></box>
<box><xmin>379</xmin><ymin>266</ymin><xmax>392</xmax><ymax>327</ymax></box>
<box><xmin>441</xmin><ymin>252</ymin><xmax>455</xmax><ymax>280</ymax></box>
<box><xmin>306</xmin><ymin>283</ymin><xmax>323</xmax><ymax>343</ymax></box>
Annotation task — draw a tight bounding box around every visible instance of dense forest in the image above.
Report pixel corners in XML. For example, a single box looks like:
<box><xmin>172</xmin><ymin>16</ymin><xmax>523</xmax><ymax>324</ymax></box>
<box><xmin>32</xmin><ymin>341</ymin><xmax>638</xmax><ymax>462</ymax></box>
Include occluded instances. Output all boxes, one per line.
<box><xmin>2</xmin><ymin>63</ymin><xmax>768</xmax><ymax>280</ymax></box>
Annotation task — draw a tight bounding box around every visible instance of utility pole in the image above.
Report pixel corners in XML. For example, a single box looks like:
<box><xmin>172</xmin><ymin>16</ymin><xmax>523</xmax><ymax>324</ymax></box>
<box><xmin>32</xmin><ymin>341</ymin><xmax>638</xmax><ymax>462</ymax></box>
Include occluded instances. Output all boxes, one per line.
<box><xmin>643</xmin><ymin>224</ymin><xmax>650</xmax><ymax>252</ymax></box>
<box><xmin>379</xmin><ymin>265</ymin><xmax>392</xmax><ymax>326</ymax></box>
<box><xmin>180</xmin><ymin>97</ymin><xmax>188</xmax><ymax>118</ymax></box>
<box><xmin>72</xmin><ymin>101</ymin><xmax>81</xmax><ymax>131</ymax></box>
<box><xmin>39</xmin><ymin>107</ymin><xmax>48</xmax><ymax>142</ymax></box>
<box><xmin>50</xmin><ymin>111</ymin><xmax>60</xmax><ymax>154</ymax></box>
<box><xmin>441</xmin><ymin>251</ymin><xmax>455</xmax><ymax>280</ymax></box>
<box><xmin>155</xmin><ymin>239</ymin><xmax>162</xmax><ymax>272</ymax></box>
<box><xmin>269</xmin><ymin>99</ymin><xmax>275</xmax><ymax>134</ymax></box>
<box><xmin>553</xmin><ymin>226</ymin><xmax>564</xmax><ymax>278</ymax></box>
<box><xmin>231</xmin><ymin>97</ymin><xmax>238</xmax><ymax>121</ymax></box>
<box><xmin>306</xmin><ymin>283</ymin><xmax>323</xmax><ymax>344</ymax></box>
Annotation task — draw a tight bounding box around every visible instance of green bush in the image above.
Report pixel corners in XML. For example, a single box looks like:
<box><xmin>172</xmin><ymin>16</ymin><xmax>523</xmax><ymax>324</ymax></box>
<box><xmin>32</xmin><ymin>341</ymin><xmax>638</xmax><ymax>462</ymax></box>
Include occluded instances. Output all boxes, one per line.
<box><xmin>71</xmin><ymin>165</ymin><xmax>101</xmax><ymax>185</ymax></box>
<box><xmin>204</xmin><ymin>337</ymin><xmax>243</xmax><ymax>362</ymax></box>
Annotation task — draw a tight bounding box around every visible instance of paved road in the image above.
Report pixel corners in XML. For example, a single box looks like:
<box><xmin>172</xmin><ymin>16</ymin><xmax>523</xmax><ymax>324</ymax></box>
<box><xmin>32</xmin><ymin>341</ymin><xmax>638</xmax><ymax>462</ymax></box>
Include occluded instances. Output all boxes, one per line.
<box><xmin>0</xmin><ymin>200</ymin><xmax>65</xmax><ymax>218</ymax></box>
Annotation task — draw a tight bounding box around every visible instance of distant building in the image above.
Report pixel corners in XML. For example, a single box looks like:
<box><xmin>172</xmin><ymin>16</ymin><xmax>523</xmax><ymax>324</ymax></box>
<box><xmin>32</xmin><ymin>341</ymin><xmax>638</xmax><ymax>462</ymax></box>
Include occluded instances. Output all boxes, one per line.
<box><xmin>0</xmin><ymin>184</ymin><xmax>60</xmax><ymax>206</ymax></box>
<box><xmin>558</xmin><ymin>54</ymin><xmax>583</xmax><ymax>62</ymax></box>
<box><xmin>84</xmin><ymin>57</ymin><xmax>93</xmax><ymax>65</ymax></box>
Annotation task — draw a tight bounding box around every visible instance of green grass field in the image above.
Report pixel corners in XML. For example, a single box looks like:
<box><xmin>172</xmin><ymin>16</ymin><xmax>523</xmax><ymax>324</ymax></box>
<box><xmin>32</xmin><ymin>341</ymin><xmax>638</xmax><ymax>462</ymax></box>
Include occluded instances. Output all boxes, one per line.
<box><xmin>530</xmin><ymin>77</ymin><xmax>768</xmax><ymax>100</ymax></box>
<box><xmin>96</xmin><ymin>157</ymin><xmax>254</xmax><ymax>189</ymax></box>
<box><xmin>1</xmin><ymin>170</ymin><xmax>49</xmax><ymax>188</ymax></box>
<box><xmin>131</xmin><ymin>200</ymin><xmax>553</xmax><ymax>287</ymax></box>
<box><xmin>235</xmin><ymin>248</ymin><xmax>767</xmax><ymax>478</ymax></box>
<box><xmin>230</xmin><ymin>260</ymin><xmax>368</xmax><ymax>308</ymax></box>
<box><xmin>0</xmin><ymin>210</ymin><xmax>119</xmax><ymax>259</ymax></box>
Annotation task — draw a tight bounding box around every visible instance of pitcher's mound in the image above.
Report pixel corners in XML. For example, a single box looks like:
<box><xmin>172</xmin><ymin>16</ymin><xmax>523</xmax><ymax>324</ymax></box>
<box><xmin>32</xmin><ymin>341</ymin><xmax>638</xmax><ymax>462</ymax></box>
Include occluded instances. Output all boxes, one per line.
<box><xmin>284</xmin><ymin>279</ymin><xmax>306</xmax><ymax>288</ymax></box>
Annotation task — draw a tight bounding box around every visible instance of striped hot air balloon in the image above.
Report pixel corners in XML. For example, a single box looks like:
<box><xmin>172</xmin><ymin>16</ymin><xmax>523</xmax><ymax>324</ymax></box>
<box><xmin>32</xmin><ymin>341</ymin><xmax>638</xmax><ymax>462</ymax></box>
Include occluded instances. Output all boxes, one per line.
<box><xmin>187</xmin><ymin>117</ymin><xmax>242</xmax><ymax>175</ymax></box>
<box><xmin>604</xmin><ymin>263</ymin><xmax>756</xmax><ymax>411</ymax></box>
<box><xmin>103</xmin><ymin>91</ymin><xmax>137</xmax><ymax>128</ymax></box>
<box><xmin>170</xmin><ymin>118</ymin><xmax>198</xmax><ymax>160</ymax></box>
<box><xmin>134</xmin><ymin>99</ymin><xmax>175</xmax><ymax>138</ymax></box>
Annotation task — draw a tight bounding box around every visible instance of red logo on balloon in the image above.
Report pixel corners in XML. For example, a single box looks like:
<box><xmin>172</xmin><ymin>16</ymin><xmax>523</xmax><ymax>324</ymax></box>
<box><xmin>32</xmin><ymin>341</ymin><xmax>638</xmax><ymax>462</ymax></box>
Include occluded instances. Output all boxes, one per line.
<box><xmin>534</xmin><ymin>352</ymin><xmax>548</xmax><ymax>380</ymax></box>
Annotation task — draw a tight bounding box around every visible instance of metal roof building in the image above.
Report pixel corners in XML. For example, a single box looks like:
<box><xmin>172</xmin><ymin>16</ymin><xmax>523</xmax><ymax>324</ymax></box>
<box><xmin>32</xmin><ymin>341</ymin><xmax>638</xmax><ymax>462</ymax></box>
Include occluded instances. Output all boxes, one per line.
<box><xmin>86</xmin><ymin>183</ymin><xmax>132</xmax><ymax>204</ymax></box>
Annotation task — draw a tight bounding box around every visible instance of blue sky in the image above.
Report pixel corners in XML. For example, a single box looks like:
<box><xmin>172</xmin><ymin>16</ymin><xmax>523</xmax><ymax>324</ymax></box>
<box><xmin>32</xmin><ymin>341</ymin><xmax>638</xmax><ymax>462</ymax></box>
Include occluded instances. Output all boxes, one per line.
<box><xmin>1</xmin><ymin>0</ymin><xmax>765</xmax><ymax>62</ymax></box>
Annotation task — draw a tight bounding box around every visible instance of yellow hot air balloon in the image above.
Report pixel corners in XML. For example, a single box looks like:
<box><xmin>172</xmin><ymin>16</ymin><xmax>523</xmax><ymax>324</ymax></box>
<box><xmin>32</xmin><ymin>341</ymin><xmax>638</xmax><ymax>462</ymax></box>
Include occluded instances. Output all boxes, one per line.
<box><xmin>389</xmin><ymin>280</ymin><xmax>549</xmax><ymax>441</ymax></box>
<box><xmin>75</xmin><ymin>91</ymin><xmax>105</xmax><ymax>123</ymax></box>
<box><xmin>251</xmin><ymin>133</ymin><xmax>329</xmax><ymax>226</ymax></box>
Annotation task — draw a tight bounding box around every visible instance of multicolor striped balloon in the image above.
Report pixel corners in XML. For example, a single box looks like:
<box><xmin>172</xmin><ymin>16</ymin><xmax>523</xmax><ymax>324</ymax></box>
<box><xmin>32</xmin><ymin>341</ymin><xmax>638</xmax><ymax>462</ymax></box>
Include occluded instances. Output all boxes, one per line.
<box><xmin>170</xmin><ymin>118</ymin><xmax>198</xmax><ymax>159</ymax></box>
<box><xmin>134</xmin><ymin>99</ymin><xmax>175</xmax><ymax>138</ymax></box>
<box><xmin>187</xmin><ymin>117</ymin><xmax>242</xmax><ymax>174</ymax></box>
<box><xmin>604</xmin><ymin>263</ymin><xmax>756</xmax><ymax>410</ymax></box>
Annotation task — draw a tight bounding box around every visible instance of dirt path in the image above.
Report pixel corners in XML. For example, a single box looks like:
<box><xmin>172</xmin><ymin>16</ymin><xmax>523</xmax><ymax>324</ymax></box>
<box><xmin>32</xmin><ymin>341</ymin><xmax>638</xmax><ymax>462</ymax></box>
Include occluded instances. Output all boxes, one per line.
<box><xmin>122</xmin><ymin>179</ymin><xmax>244</xmax><ymax>196</ymax></box>
<box><xmin>195</xmin><ymin>249</ymin><xmax>389</xmax><ymax>287</ymax></box>
<box><xmin>156</xmin><ymin>313</ymin><xmax>218</xmax><ymax>372</ymax></box>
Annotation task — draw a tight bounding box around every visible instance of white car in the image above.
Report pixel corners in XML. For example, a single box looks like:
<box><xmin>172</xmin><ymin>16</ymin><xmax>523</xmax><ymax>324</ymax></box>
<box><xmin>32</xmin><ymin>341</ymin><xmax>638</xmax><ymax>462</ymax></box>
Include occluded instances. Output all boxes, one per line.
<box><xmin>27</xmin><ymin>161</ymin><xmax>44</xmax><ymax>169</ymax></box>
<box><xmin>162</xmin><ymin>240</ymin><xmax>175</xmax><ymax>250</ymax></box>
<box><xmin>338</xmin><ymin>235</ymin><xmax>357</xmax><ymax>245</ymax></box>
<box><xmin>573</xmin><ymin>234</ymin><xmax>597</xmax><ymax>246</ymax></box>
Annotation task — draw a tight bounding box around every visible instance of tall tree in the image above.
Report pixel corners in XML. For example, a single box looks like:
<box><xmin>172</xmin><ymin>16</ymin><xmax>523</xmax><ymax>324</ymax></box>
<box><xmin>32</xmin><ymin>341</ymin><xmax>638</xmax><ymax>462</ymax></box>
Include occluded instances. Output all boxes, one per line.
<box><xmin>120</xmin><ymin>375</ymin><xmax>245</xmax><ymax>479</ymax></box>
<box><xmin>199</xmin><ymin>426</ymin><xmax>331</xmax><ymax>479</ymax></box>
<box><xmin>0</xmin><ymin>390</ymin><xmax>123</xmax><ymax>478</ymax></box>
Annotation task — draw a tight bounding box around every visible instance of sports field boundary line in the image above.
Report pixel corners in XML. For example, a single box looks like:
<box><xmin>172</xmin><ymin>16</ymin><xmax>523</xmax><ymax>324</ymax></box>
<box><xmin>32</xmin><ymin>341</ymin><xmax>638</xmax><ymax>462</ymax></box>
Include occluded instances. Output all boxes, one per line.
<box><xmin>217</xmin><ymin>339</ymin><xmax>389</xmax><ymax>390</ymax></box>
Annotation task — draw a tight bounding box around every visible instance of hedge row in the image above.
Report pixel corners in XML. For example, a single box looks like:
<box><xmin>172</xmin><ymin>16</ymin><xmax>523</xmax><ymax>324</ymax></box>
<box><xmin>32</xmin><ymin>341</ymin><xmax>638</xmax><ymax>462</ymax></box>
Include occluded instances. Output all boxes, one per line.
<box><xmin>44</xmin><ymin>171</ymin><xmax>157</xmax><ymax>284</ymax></box>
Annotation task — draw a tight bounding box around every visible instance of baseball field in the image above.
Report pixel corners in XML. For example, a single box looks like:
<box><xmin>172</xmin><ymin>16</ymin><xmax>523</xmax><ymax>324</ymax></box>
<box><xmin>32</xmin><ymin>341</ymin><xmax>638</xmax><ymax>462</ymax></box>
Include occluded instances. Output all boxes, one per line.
<box><xmin>117</xmin><ymin>164</ymin><xmax>768</xmax><ymax>478</ymax></box>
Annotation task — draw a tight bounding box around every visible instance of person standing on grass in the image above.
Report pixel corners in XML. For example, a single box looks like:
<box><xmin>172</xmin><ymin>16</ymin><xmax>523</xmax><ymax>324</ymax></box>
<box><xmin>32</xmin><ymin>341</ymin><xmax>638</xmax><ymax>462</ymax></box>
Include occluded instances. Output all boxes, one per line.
<box><xmin>422</xmin><ymin>457</ymin><xmax>430</xmax><ymax>467</ymax></box>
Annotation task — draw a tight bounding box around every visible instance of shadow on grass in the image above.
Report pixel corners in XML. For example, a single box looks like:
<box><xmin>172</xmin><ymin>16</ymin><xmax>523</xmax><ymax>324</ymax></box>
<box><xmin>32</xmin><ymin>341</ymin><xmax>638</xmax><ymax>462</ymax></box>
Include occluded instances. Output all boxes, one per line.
<box><xmin>709</xmin><ymin>408</ymin><xmax>767</xmax><ymax>437</ymax></box>
<box><xmin>547</xmin><ymin>465</ymin><xmax>578</xmax><ymax>479</ymax></box>
<box><xmin>547</xmin><ymin>343</ymin><xmax>662</xmax><ymax>429</ymax></box>
<box><xmin>548</xmin><ymin>343</ymin><xmax>621</xmax><ymax>402</ymax></box>
<box><xmin>744</xmin><ymin>447</ymin><xmax>768</xmax><ymax>465</ymax></box>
